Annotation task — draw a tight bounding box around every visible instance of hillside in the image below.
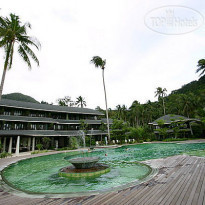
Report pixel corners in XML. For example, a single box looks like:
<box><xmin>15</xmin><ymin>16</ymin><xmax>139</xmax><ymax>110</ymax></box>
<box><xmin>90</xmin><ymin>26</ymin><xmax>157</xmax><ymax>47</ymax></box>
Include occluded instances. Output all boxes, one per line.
<box><xmin>171</xmin><ymin>75</ymin><xmax>205</xmax><ymax>95</ymax></box>
<box><xmin>2</xmin><ymin>93</ymin><xmax>39</xmax><ymax>103</ymax></box>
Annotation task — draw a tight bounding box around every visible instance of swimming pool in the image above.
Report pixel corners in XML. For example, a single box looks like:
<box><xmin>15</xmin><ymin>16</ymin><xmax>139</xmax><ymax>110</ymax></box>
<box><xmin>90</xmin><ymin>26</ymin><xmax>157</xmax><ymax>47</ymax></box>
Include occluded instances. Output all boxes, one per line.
<box><xmin>2</xmin><ymin>143</ymin><xmax>205</xmax><ymax>195</ymax></box>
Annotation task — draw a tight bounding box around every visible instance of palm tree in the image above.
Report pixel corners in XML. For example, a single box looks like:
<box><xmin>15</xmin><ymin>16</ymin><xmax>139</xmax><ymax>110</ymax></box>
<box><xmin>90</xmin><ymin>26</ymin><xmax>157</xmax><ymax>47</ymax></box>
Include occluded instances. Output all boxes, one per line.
<box><xmin>116</xmin><ymin>105</ymin><xmax>122</xmax><ymax>120</ymax></box>
<box><xmin>179</xmin><ymin>93</ymin><xmax>197</xmax><ymax>118</ymax></box>
<box><xmin>155</xmin><ymin>87</ymin><xmax>167</xmax><ymax>115</ymax></box>
<box><xmin>129</xmin><ymin>100</ymin><xmax>141</xmax><ymax>127</ymax></box>
<box><xmin>76</xmin><ymin>96</ymin><xmax>86</xmax><ymax>108</ymax></box>
<box><xmin>90</xmin><ymin>56</ymin><xmax>110</xmax><ymax>141</ymax></box>
<box><xmin>121</xmin><ymin>105</ymin><xmax>127</xmax><ymax>121</ymax></box>
<box><xmin>196</xmin><ymin>59</ymin><xmax>205</xmax><ymax>77</ymax></box>
<box><xmin>0</xmin><ymin>13</ymin><xmax>40</xmax><ymax>100</ymax></box>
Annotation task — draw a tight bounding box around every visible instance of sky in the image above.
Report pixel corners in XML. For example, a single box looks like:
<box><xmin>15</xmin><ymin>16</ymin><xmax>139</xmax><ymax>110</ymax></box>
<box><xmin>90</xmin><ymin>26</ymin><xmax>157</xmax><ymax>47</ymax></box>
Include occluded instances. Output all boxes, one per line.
<box><xmin>0</xmin><ymin>0</ymin><xmax>205</xmax><ymax>109</ymax></box>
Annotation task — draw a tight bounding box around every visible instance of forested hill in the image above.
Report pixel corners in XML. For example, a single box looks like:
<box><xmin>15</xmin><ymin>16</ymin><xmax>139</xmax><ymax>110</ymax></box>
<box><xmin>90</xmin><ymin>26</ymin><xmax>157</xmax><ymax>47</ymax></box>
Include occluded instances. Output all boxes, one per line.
<box><xmin>2</xmin><ymin>93</ymin><xmax>39</xmax><ymax>103</ymax></box>
<box><xmin>171</xmin><ymin>75</ymin><xmax>205</xmax><ymax>95</ymax></box>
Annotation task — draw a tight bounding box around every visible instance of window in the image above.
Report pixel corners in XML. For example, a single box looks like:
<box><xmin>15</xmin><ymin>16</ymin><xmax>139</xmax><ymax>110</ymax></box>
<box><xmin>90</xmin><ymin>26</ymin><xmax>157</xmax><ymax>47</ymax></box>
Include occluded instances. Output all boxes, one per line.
<box><xmin>3</xmin><ymin>124</ymin><xmax>11</xmax><ymax>130</ymax></box>
<box><xmin>14</xmin><ymin>110</ymin><xmax>22</xmax><ymax>116</ymax></box>
<box><xmin>30</xmin><ymin>124</ymin><xmax>37</xmax><ymax>130</ymax></box>
<box><xmin>14</xmin><ymin>124</ymin><xmax>24</xmax><ymax>130</ymax></box>
<box><xmin>3</xmin><ymin>111</ymin><xmax>11</xmax><ymax>115</ymax></box>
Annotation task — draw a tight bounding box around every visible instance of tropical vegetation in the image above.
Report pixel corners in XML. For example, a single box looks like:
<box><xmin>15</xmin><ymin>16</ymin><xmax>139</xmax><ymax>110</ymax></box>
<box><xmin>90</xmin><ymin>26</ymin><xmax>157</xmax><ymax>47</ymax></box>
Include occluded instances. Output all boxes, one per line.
<box><xmin>0</xmin><ymin>13</ymin><xmax>40</xmax><ymax>100</ymax></box>
<box><xmin>76</xmin><ymin>96</ymin><xmax>86</xmax><ymax>108</ymax></box>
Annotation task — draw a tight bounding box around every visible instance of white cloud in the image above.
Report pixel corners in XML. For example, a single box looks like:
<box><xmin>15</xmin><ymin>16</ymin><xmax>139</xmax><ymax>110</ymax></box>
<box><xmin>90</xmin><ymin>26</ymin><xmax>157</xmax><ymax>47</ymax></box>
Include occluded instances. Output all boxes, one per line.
<box><xmin>0</xmin><ymin>0</ymin><xmax>205</xmax><ymax>109</ymax></box>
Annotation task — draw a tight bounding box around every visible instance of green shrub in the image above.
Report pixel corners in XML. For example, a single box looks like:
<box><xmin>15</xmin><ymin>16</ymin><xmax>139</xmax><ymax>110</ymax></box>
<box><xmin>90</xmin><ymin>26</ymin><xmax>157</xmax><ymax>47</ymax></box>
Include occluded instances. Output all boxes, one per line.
<box><xmin>36</xmin><ymin>144</ymin><xmax>43</xmax><ymax>151</ymax></box>
<box><xmin>57</xmin><ymin>147</ymin><xmax>72</xmax><ymax>151</ymax></box>
<box><xmin>31</xmin><ymin>150</ymin><xmax>48</xmax><ymax>155</ymax></box>
<box><xmin>42</xmin><ymin>137</ymin><xmax>51</xmax><ymax>149</ymax></box>
<box><xmin>69</xmin><ymin>137</ymin><xmax>79</xmax><ymax>149</ymax></box>
<box><xmin>0</xmin><ymin>152</ymin><xmax>12</xmax><ymax>158</ymax></box>
<box><xmin>163</xmin><ymin>138</ymin><xmax>189</xmax><ymax>142</ymax></box>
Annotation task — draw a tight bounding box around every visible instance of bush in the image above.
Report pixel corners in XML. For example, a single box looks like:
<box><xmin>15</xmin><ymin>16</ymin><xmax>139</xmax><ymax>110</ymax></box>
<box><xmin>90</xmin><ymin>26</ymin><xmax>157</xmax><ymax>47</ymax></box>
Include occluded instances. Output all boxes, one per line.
<box><xmin>0</xmin><ymin>152</ymin><xmax>12</xmax><ymax>158</ymax></box>
<box><xmin>36</xmin><ymin>144</ymin><xmax>43</xmax><ymax>151</ymax></box>
<box><xmin>69</xmin><ymin>137</ymin><xmax>79</xmax><ymax>149</ymax></box>
<box><xmin>31</xmin><ymin>150</ymin><xmax>48</xmax><ymax>155</ymax></box>
<box><xmin>163</xmin><ymin>138</ymin><xmax>186</xmax><ymax>142</ymax></box>
<box><xmin>57</xmin><ymin>147</ymin><xmax>72</xmax><ymax>151</ymax></box>
<box><xmin>127</xmin><ymin>127</ymin><xmax>145</xmax><ymax>142</ymax></box>
<box><xmin>42</xmin><ymin>137</ymin><xmax>51</xmax><ymax>149</ymax></box>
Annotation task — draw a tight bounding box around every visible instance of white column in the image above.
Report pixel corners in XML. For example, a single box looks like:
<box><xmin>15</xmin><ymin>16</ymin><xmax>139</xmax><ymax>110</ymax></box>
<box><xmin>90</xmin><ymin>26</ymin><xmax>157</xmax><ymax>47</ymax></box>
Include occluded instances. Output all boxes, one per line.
<box><xmin>15</xmin><ymin>136</ymin><xmax>20</xmax><ymax>155</ymax></box>
<box><xmin>8</xmin><ymin>137</ymin><xmax>12</xmax><ymax>154</ymax></box>
<box><xmin>3</xmin><ymin>137</ymin><xmax>6</xmax><ymax>152</ymax></box>
<box><xmin>32</xmin><ymin>137</ymin><xmax>35</xmax><ymax>151</ymax></box>
<box><xmin>28</xmin><ymin>137</ymin><xmax>31</xmax><ymax>151</ymax></box>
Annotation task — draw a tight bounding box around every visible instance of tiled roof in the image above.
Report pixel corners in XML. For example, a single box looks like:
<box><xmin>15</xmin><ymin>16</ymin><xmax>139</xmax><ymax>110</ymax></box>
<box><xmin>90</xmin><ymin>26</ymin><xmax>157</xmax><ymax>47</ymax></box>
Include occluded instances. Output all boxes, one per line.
<box><xmin>0</xmin><ymin>99</ymin><xmax>104</xmax><ymax>115</ymax></box>
<box><xmin>149</xmin><ymin>114</ymin><xmax>200</xmax><ymax>125</ymax></box>
<box><xmin>0</xmin><ymin>115</ymin><xmax>113</xmax><ymax>125</ymax></box>
<box><xmin>0</xmin><ymin>130</ymin><xmax>107</xmax><ymax>136</ymax></box>
<box><xmin>0</xmin><ymin>115</ymin><xmax>104</xmax><ymax>124</ymax></box>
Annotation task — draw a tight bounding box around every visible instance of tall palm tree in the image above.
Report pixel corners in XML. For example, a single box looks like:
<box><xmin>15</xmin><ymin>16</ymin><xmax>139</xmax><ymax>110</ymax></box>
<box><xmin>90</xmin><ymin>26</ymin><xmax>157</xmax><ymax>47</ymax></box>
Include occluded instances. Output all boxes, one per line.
<box><xmin>155</xmin><ymin>87</ymin><xmax>167</xmax><ymax>115</ymax></box>
<box><xmin>0</xmin><ymin>13</ymin><xmax>40</xmax><ymax>100</ymax></box>
<box><xmin>116</xmin><ymin>104</ymin><xmax>122</xmax><ymax>120</ymax></box>
<box><xmin>196</xmin><ymin>59</ymin><xmax>205</xmax><ymax>77</ymax></box>
<box><xmin>90</xmin><ymin>56</ymin><xmax>110</xmax><ymax>141</ymax></box>
<box><xmin>121</xmin><ymin>104</ymin><xmax>127</xmax><ymax>121</ymax></box>
<box><xmin>179</xmin><ymin>93</ymin><xmax>197</xmax><ymax>118</ymax></box>
<box><xmin>129</xmin><ymin>100</ymin><xmax>141</xmax><ymax>127</ymax></box>
<box><xmin>76</xmin><ymin>96</ymin><xmax>86</xmax><ymax>108</ymax></box>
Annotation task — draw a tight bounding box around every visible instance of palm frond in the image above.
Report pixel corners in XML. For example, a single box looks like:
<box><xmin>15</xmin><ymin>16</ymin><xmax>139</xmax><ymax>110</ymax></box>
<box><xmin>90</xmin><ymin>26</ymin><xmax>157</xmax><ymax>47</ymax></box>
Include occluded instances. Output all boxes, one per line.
<box><xmin>196</xmin><ymin>59</ymin><xmax>205</xmax><ymax>76</ymax></box>
<box><xmin>17</xmin><ymin>35</ymin><xmax>41</xmax><ymax>50</ymax></box>
<box><xmin>0</xmin><ymin>38</ymin><xmax>7</xmax><ymax>47</ymax></box>
<box><xmin>21</xmin><ymin>42</ymin><xmax>39</xmax><ymax>66</ymax></box>
<box><xmin>18</xmin><ymin>45</ymin><xmax>31</xmax><ymax>69</ymax></box>
<box><xmin>90</xmin><ymin>56</ymin><xmax>106</xmax><ymax>69</ymax></box>
<box><xmin>0</xmin><ymin>16</ymin><xmax>7</xmax><ymax>28</ymax></box>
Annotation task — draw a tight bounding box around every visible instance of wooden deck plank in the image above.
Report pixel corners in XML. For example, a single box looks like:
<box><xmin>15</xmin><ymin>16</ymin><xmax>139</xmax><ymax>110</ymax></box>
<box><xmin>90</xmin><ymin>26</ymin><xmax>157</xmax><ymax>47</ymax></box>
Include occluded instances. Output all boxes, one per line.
<box><xmin>163</xmin><ymin>158</ymin><xmax>202</xmax><ymax>205</ymax></box>
<box><xmin>129</xmin><ymin>157</ymin><xmax>194</xmax><ymax>205</ymax></box>
<box><xmin>152</xmin><ymin>157</ymin><xmax>201</xmax><ymax>205</ymax></box>
<box><xmin>164</xmin><ymin>158</ymin><xmax>203</xmax><ymax>205</ymax></box>
<box><xmin>193</xmin><ymin>162</ymin><xmax>205</xmax><ymax>205</ymax></box>
<box><xmin>174</xmin><ymin>158</ymin><xmax>203</xmax><ymax>205</ymax></box>
<box><xmin>197</xmin><ymin>160</ymin><xmax>205</xmax><ymax>205</ymax></box>
<box><xmin>117</xmin><ymin>156</ymin><xmax>190</xmax><ymax>205</ymax></box>
<box><xmin>181</xmin><ymin>161</ymin><xmax>203</xmax><ymax>205</ymax></box>
<box><xmin>186</xmin><ymin>160</ymin><xmax>205</xmax><ymax>205</ymax></box>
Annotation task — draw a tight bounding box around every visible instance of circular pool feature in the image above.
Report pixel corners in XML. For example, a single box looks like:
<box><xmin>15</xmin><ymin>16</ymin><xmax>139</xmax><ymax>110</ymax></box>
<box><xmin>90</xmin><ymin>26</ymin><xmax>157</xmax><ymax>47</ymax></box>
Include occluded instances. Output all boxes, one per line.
<box><xmin>68</xmin><ymin>156</ymin><xmax>100</xmax><ymax>169</ymax></box>
<box><xmin>59</xmin><ymin>163</ymin><xmax>110</xmax><ymax>178</ymax></box>
<box><xmin>2</xmin><ymin>143</ymin><xmax>205</xmax><ymax>195</ymax></box>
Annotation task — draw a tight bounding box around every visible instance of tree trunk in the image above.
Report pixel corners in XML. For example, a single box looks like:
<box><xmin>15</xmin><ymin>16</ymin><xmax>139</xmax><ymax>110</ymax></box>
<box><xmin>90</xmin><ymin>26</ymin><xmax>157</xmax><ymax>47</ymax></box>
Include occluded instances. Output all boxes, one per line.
<box><xmin>102</xmin><ymin>69</ymin><xmax>111</xmax><ymax>142</ymax></box>
<box><xmin>0</xmin><ymin>67</ymin><xmax>7</xmax><ymax>101</ymax></box>
<box><xmin>162</xmin><ymin>97</ymin><xmax>166</xmax><ymax>115</ymax></box>
<box><xmin>0</xmin><ymin>42</ymin><xmax>12</xmax><ymax>101</ymax></box>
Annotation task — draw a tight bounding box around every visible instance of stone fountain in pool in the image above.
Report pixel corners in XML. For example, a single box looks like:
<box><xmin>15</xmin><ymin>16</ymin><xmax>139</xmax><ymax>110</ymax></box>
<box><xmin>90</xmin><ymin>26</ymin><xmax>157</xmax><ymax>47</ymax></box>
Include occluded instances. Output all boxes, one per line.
<box><xmin>59</xmin><ymin>156</ymin><xmax>110</xmax><ymax>178</ymax></box>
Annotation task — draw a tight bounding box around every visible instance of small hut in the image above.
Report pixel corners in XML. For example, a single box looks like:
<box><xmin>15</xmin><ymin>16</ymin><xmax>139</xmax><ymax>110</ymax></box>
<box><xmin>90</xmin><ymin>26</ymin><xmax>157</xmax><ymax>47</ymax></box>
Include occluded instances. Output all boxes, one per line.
<box><xmin>148</xmin><ymin>114</ymin><xmax>200</xmax><ymax>139</ymax></box>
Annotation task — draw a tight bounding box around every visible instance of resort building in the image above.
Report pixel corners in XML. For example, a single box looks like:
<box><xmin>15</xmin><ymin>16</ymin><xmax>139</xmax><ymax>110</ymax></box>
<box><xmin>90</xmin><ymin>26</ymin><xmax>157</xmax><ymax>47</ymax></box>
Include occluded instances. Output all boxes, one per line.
<box><xmin>0</xmin><ymin>99</ymin><xmax>110</xmax><ymax>154</ymax></box>
<box><xmin>148</xmin><ymin>114</ymin><xmax>200</xmax><ymax>138</ymax></box>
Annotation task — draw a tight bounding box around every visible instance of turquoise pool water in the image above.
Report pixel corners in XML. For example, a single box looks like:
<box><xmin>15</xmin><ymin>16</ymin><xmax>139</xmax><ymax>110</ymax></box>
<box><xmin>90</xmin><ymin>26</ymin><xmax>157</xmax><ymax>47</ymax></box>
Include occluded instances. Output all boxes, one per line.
<box><xmin>2</xmin><ymin>143</ymin><xmax>205</xmax><ymax>194</ymax></box>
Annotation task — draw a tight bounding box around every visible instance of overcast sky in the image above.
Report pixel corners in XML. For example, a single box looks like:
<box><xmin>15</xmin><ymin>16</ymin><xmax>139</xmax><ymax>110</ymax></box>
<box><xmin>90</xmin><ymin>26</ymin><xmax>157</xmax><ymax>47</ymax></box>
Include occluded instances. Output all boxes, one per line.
<box><xmin>0</xmin><ymin>0</ymin><xmax>205</xmax><ymax>109</ymax></box>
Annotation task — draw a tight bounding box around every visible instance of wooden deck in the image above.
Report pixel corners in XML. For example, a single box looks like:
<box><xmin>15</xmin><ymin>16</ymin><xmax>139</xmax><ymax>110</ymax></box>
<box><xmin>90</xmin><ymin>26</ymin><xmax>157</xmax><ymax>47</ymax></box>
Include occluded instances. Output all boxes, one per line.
<box><xmin>0</xmin><ymin>154</ymin><xmax>205</xmax><ymax>204</ymax></box>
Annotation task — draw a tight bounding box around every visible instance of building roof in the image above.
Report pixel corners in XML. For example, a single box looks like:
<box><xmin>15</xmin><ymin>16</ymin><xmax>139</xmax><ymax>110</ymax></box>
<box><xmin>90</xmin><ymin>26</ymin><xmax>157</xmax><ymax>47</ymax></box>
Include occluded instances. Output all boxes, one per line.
<box><xmin>0</xmin><ymin>130</ymin><xmax>107</xmax><ymax>136</ymax></box>
<box><xmin>148</xmin><ymin>114</ymin><xmax>200</xmax><ymax>125</ymax></box>
<box><xmin>0</xmin><ymin>115</ymin><xmax>112</xmax><ymax>124</ymax></box>
<box><xmin>0</xmin><ymin>99</ymin><xmax>103</xmax><ymax>115</ymax></box>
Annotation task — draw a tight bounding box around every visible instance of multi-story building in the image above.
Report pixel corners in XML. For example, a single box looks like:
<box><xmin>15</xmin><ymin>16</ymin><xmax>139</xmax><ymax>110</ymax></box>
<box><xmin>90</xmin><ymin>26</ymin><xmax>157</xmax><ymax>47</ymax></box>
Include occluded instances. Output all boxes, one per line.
<box><xmin>0</xmin><ymin>99</ymin><xmax>109</xmax><ymax>154</ymax></box>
